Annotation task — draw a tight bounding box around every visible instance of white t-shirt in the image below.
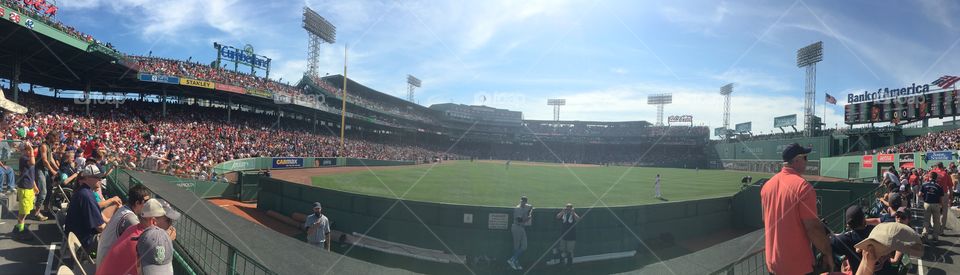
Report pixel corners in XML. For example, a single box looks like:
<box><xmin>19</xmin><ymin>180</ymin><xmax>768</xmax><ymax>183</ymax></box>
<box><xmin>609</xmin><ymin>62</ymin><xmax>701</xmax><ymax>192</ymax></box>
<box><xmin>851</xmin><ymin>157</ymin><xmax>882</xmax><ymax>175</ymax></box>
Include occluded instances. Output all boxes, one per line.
<box><xmin>96</xmin><ymin>205</ymin><xmax>139</xmax><ymax>266</ymax></box>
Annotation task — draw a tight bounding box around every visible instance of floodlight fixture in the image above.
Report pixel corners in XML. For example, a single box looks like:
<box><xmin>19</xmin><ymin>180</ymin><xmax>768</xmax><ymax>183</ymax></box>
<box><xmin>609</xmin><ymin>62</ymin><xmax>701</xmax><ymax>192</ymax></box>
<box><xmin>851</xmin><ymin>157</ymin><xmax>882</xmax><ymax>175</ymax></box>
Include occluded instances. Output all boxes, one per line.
<box><xmin>548</xmin><ymin>99</ymin><xmax>566</xmax><ymax>121</ymax></box>
<box><xmin>647</xmin><ymin>93</ymin><xmax>673</xmax><ymax>126</ymax></box>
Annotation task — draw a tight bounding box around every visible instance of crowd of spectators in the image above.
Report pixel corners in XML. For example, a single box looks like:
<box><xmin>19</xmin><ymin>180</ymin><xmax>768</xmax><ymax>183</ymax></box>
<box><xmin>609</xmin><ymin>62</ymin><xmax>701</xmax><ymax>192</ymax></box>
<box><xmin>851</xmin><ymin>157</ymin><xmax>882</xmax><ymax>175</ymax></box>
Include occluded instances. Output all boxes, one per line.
<box><xmin>523</xmin><ymin>122</ymin><xmax>709</xmax><ymax>139</ymax></box>
<box><xmin>0</xmin><ymin>0</ymin><xmax>116</xmax><ymax>50</ymax></box>
<box><xmin>133</xmin><ymin>56</ymin><xmax>303</xmax><ymax>98</ymax></box>
<box><xmin>883</xmin><ymin>129</ymin><xmax>960</xmax><ymax>154</ymax></box>
<box><xmin>4</xmin><ymin>94</ymin><xmax>463</xmax><ymax>180</ymax></box>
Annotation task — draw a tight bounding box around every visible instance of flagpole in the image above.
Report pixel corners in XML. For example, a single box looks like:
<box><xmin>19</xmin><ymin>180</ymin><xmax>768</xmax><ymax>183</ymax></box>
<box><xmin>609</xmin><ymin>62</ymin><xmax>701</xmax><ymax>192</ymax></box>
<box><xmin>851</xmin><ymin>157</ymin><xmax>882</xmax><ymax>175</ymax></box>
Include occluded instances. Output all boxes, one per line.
<box><xmin>340</xmin><ymin>44</ymin><xmax>348</xmax><ymax>150</ymax></box>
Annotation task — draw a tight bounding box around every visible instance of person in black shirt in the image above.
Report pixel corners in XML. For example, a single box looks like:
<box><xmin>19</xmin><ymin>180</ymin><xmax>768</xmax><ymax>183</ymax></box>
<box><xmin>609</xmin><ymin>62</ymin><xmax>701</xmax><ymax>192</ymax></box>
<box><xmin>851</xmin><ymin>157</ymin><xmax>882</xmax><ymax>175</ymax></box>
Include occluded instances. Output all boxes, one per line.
<box><xmin>831</xmin><ymin>206</ymin><xmax>874</xmax><ymax>272</ymax></box>
<box><xmin>555</xmin><ymin>203</ymin><xmax>580</xmax><ymax>266</ymax></box>
<box><xmin>13</xmin><ymin>142</ymin><xmax>39</xmax><ymax>239</ymax></box>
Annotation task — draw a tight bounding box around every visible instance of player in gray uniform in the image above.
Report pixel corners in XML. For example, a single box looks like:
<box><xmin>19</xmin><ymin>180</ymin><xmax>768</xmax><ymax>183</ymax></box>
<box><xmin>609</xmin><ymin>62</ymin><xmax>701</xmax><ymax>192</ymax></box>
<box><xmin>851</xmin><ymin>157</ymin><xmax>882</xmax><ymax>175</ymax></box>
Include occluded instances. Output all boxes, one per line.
<box><xmin>305</xmin><ymin>202</ymin><xmax>332</xmax><ymax>250</ymax></box>
<box><xmin>507</xmin><ymin>196</ymin><xmax>533</xmax><ymax>270</ymax></box>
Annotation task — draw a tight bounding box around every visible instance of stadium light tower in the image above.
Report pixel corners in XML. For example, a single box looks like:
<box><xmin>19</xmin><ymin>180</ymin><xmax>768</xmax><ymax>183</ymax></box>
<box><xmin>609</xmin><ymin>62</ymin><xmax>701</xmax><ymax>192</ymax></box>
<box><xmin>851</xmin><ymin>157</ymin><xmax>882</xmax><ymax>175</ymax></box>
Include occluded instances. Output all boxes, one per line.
<box><xmin>548</xmin><ymin>99</ymin><xmax>566</xmax><ymax>121</ymax></box>
<box><xmin>407</xmin><ymin>75</ymin><xmax>421</xmax><ymax>102</ymax></box>
<box><xmin>303</xmin><ymin>7</ymin><xmax>336</xmax><ymax>78</ymax></box>
<box><xmin>720</xmin><ymin>83</ymin><xmax>733</xmax><ymax>131</ymax></box>
<box><xmin>647</xmin><ymin>94</ymin><xmax>673</xmax><ymax>126</ymax></box>
<box><xmin>797</xmin><ymin>41</ymin><xmax>823</xmax><ymax>137</ymax></box>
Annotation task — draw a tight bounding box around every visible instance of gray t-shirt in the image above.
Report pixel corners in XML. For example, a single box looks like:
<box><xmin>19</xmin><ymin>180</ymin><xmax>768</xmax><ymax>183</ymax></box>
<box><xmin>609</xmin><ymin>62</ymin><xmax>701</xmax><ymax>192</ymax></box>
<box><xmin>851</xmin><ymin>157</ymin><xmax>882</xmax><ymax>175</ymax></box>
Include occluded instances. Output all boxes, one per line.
<box><xmin>96</xmin><ymin>205</ymin><xmax>139</xmax><ymax>266</ymax></box>
<box><xmin>513</xmin><ymin>204</ymin><xmax>533</xmax><ymax>226</ymax></box>
<box><xmin>304</xmin><ymin>213</ymin><xmax>331</xmax><ymax>243</ymax></box>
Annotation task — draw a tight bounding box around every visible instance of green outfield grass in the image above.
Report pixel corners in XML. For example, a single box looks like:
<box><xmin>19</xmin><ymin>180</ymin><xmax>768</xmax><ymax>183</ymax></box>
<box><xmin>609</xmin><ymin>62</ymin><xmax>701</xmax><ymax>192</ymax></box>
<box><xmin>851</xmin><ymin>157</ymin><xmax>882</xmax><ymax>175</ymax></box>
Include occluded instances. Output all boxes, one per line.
<box><xmin>310</xmin><ymin>161</ymin><xmax>774</xmax><ymax>207</ymax></box>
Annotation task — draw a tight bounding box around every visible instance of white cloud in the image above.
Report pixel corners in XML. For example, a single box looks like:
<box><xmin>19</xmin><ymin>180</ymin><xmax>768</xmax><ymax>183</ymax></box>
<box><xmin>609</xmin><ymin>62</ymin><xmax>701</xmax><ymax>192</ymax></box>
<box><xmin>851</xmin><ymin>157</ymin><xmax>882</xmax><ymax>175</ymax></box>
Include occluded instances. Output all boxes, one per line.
<box><xmin>610</xmin><ymin>67</ymin><xmax>629</xmax><ymax>75</ymax></box>
<box><xmin>500</xmin><ymin>81</ymin><xmax>842</xmax><ymax>136</ymax></box>
<box><xmin>710</xmin><ymin>68</ymin><xmax>793</xmax><ymax>92</ymax></box>
<box><xmin>658</xmin><ymin>1</ymin><xmax>729</xmax><ymax>35</ymax></box>
<box><xmin>918</xmin><ymin>0</ymin><xmax>958</xmax><ymax>30</ymax></box>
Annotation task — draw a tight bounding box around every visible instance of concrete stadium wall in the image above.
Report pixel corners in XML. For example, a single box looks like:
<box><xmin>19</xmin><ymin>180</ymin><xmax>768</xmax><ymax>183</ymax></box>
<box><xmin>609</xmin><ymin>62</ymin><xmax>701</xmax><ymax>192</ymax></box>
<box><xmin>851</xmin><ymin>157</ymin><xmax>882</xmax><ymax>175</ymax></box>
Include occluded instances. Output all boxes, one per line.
<box><xmin>257</xmin><ymin>177</ymin><xmax>737</xmax><ymax>261</ymax></box>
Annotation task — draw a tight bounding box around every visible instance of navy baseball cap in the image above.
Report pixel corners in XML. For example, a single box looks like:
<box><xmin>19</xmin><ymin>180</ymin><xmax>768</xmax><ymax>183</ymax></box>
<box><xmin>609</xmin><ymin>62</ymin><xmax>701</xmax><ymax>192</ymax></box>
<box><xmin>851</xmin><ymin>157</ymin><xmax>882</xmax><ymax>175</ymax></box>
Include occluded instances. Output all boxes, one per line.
<box><xmin>781</xmin><ymin>143</ymin><xmax>812</xmax><ymax>162</ymax></box>
<box><xmin>313</xmin><ymin>202</ymin><xmax>322</xmax><ymax>209</ymax></box>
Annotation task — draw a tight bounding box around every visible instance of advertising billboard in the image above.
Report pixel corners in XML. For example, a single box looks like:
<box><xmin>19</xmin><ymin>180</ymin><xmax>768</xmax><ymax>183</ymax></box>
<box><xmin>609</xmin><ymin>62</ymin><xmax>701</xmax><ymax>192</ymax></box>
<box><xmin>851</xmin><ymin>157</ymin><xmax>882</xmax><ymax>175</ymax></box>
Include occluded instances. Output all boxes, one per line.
<box><xmin>271</xmin><ymin>157</ymin><xmax>304</xmax><ymax>169</ymax></box>
<box><xmin>773</xmin><ymin>114</ymin><xmax>797</xmax><ymax>128</ymax></box>
<box><xmin>138</xmin><ymin>73</ymin><xmax>180</xmax><ymax>85</ymax></box>
<box><xmin>735</xmin><ymin>122</ymin><xmax>752</xmax><ymax>133</ymax></box>
<box><xmin>180</xmin><ymin>78</ymin><xmax>215</xmax><ymax>89</ymax></box>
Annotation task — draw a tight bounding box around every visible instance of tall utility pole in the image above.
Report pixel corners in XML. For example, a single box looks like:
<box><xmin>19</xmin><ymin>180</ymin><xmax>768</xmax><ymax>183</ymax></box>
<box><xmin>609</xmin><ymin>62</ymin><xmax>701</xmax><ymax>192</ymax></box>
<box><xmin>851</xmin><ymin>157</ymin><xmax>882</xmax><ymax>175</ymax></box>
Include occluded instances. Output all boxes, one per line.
<box><xmin>797</xmin><ymin>41</ymin><xmax>823</xmax><ymax>137</ymax></box>
<box><xmin>407</xmin><ymin>75</ymin><xmax>421</xmax><ymax>102</ymax></box>
<box><xmin>720</xmin><ymin>83</ymin><xmax>734</xmax><ymax>131</ymax></box>
<box><xmin>303</xmin><ymin>7</ymin><xmax>337</xmax><ymax>78</ymax></box>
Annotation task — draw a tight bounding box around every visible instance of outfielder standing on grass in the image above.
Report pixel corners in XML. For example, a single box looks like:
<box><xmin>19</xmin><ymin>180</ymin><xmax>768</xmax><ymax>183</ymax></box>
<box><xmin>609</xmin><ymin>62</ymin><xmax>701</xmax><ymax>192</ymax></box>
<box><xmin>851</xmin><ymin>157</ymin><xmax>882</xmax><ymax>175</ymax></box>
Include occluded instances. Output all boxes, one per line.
<box><xmin>654</xmin><ymin>174</ymin><xmax>662</xmax><ymax>199</ymax></box>
<box><xmin>508</xmin><ymin>196</ymin><xmax>532</xmax><ymax>270</ymax></box>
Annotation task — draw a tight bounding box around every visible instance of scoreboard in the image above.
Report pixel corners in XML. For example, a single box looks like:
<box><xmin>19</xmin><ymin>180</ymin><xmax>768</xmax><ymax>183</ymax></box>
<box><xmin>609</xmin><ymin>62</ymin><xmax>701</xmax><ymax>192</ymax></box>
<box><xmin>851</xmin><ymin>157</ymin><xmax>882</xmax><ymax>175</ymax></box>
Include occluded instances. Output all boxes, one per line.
<box><xmin>845</xmin><ymin>89</ymin><xmax>960</xmax><ymax>124</ymax></box>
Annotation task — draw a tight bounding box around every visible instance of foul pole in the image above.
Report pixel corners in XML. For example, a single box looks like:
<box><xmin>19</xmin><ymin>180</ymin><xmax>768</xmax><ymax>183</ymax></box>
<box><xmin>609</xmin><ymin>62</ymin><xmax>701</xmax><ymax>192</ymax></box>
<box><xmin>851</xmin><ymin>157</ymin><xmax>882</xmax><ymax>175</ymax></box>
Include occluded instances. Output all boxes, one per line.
<box><xmin>340</xmin><ymin>45</ymin><xmax>348</xmax><ymax>149</ymax></box>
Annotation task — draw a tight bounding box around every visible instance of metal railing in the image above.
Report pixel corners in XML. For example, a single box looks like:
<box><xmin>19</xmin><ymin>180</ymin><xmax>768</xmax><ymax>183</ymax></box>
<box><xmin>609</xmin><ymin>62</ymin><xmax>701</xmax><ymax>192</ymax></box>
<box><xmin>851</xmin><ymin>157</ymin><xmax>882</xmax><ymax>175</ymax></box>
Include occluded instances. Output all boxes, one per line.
<box><xmin>108</xmin><ymin>169</ymin><xmax>275</xmax><ymax>275</ymax></box>
<box><xmin>710</xmin><ymin>249</ymin><xmax>766</xmax><ymax>275</ymax></box>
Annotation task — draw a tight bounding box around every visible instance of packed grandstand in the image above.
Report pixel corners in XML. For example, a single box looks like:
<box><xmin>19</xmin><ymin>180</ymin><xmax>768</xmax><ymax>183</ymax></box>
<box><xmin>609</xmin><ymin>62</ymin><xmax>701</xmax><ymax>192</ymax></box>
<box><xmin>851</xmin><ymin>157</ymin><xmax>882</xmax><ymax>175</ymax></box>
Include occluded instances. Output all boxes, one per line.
<box><xmin>9</xmin><ymin>2</ymin><xmax>960</xmax><ymax>275</ymax></box>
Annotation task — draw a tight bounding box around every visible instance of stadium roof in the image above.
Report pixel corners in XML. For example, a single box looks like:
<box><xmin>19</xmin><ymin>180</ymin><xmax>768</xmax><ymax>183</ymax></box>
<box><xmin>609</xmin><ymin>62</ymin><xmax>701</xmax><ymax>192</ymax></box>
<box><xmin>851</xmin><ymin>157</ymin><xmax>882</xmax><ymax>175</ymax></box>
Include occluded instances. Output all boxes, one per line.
<box><xmin>524</xmin><ymin>120</ymin><xmax>653</xmax><ymax>127</ymax></box>
<box><xmin>320</xmin><ymin>74</ymin><xmax>434</xmax><ymax>113</ymax></box>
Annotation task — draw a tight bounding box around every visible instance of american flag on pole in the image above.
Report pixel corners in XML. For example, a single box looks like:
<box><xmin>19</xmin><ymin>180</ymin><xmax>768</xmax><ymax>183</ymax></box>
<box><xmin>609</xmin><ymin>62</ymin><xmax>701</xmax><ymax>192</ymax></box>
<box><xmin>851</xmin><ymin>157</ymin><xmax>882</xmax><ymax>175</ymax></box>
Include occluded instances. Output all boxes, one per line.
<box><xmin>932</xmin><ymin>75</ymin><xmax>960</xmax><ymax>89</ymax></box>
<box><xmin>825</xmin><ymin>93</ymin><xmax>837</xmax><ymax>105</ymax></box>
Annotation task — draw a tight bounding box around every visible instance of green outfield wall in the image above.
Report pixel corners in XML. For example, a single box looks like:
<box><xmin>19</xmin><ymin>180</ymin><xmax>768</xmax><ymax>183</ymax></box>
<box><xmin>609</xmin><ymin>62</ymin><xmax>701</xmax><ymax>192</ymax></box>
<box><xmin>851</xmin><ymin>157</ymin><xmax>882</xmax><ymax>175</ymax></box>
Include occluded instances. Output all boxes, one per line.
<box><xmin>711</xmin><ymin>136</ymin><xmax>832</xmax><ymax>173</ymax></box>
<box><xmin>213</xmin><ymin>157</ymin><xmax>414</xmax><ymax>174</ymax></box>
<box><xmin>818</xmin><ymin>151</ymin><xmax>955</xmax><ymax>180</ymax></box>
<box><xmin>258</xmin><ymin>177</ymin><xmax>738</xmax><ymax>262</ymax></box>
<box><xmin>713</xmin><ymin>136</ymin><xmax>832</xmax><ymax>161</ymax></box>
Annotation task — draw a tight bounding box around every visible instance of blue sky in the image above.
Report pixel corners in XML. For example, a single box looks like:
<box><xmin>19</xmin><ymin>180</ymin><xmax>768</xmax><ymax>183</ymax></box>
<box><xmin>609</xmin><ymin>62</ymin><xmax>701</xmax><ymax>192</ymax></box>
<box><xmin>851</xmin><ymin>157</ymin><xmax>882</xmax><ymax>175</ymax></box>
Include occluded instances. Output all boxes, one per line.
<box><xmin>52</xmin><ymin>0</ymin><xmax>960</xmax><ymax>135</ymax></box>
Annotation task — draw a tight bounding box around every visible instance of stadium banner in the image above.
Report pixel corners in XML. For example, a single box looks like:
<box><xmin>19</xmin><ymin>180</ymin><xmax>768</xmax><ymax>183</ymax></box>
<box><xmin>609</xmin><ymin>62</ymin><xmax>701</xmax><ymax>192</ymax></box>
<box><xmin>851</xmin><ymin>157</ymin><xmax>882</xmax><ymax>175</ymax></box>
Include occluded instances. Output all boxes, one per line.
<box><xmin>216</xmin><ymin>83</ymin><xmax>244</xmax><ymax>94</ymax></box>
<box><xmin>877</xmin><ymin>154</ymin><xmax>895</xmax><ymax>162</ymax></box>
<box><xmin>293</xmin><ymin>98</ymin><xmax>317</xmax><ymax>109</ymax></box>
<box><xmin>138</xmin><ymin>73</ymin><xmax>180</xmax><ymax>85</ymax></box>
<box><xmin>925</xmin><ymin>151</ymin><xmax>953</xmax><ymax>161</ymax></box>
<box><xmin>862</xmin><ymin>155</ymin><xmax>873</xmax><ymax>168</ymax></box>
<box><xmin>735</xmin><ymin>122</ymin><xmax>752</xmax><ymax>133</ymax></box>
<box><xmin>899</xmin><ymin>153</ymin><xmax>915</xmax><ymax>162</ymax></box>
<box><xmin>179</xmin><ymin>78</ymin><xmax>215</xmax><ymax>89</ymax></box>
<box><xmin>246</xmin><ymin>89</ymin><xmax>272</xmax><ymax>98</ymax></box>
<box><xmin>313</xmin><ymin>158</ymin><xmax>337</xmax><ymax>167</ymax></box>
<box><xmin>773</xmin><ymin>114</ymin><xmax>798</xmax><ymax>128</ymax></box>
<box><xmin>668</xmin><ymin>115</ymin><xmax>693</xmax><ymax>123</ymax></box>
<box><xmin>273</xmin><ymin>93</ymin><xmax>293</xmax><ymax>104</ymax></box>
<box><xmin>271</xmin><ymin>157</ymin><xmax>304</xmax><ymax>169</ymax></box>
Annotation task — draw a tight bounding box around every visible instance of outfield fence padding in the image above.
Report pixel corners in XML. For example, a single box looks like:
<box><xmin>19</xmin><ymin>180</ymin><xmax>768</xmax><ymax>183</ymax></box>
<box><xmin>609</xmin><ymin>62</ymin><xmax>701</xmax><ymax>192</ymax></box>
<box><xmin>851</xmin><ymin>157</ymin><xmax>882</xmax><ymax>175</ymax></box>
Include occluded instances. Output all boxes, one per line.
<box><xmin>259</xmin><ymin>177</ymin><xmax>738</xmax><ymax>262</ymax></box>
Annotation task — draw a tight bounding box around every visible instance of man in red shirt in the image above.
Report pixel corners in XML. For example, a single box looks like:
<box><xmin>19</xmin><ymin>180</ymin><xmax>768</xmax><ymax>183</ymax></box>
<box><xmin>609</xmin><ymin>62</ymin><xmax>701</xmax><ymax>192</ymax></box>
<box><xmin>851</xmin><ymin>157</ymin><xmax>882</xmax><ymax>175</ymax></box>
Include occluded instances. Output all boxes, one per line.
<box><xmin>933</xmin><ymin>163</ymin><xmax>953</xmax><ymax>230</ymax></box>
<box><xmin>96</xmin><ymin>198</ymin><xmax>179</xmax><ymax>275</ymax></box>
<box><xmin>762</xmin><ymin>143</ymin><xmax>833</xmax><ymax>274</ymax></box>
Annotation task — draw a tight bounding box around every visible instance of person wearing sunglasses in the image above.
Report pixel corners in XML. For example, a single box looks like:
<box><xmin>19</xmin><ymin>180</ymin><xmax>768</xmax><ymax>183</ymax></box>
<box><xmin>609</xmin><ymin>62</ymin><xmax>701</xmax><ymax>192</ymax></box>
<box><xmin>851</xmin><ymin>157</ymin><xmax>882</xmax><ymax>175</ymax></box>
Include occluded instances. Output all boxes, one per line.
<box><xmin>761</xmin><ymin>143</ymin><xmax>833</xmax><ymax>274</ymax></box>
